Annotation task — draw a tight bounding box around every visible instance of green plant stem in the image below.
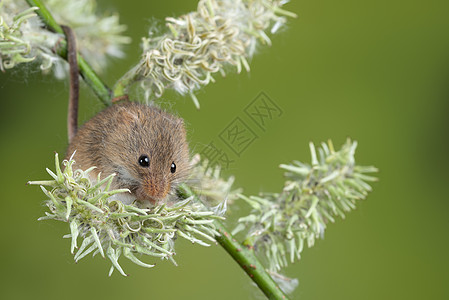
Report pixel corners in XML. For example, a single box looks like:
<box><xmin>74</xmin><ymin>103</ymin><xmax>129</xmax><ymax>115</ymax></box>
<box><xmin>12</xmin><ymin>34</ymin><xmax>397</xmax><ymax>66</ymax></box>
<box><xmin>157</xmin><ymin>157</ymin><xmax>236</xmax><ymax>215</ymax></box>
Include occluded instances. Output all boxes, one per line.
<box><xmin>112</xmin><ymin>65</ymin><xmax>139</xmax><ymax>98</ymax></box>
<box><xmin>25</xmin><ymin>0</ymin><xmax>112</xmax><ymax>106</ymax></box>
<box><xmin>27</xmin><ymin>1</ymin><xmax>288</xmax><ymax>298</ymax></box>
<box><xmin>178</xmin><ymin>184</ymin><xmax>289</xmax><ymax>300</ymax></box>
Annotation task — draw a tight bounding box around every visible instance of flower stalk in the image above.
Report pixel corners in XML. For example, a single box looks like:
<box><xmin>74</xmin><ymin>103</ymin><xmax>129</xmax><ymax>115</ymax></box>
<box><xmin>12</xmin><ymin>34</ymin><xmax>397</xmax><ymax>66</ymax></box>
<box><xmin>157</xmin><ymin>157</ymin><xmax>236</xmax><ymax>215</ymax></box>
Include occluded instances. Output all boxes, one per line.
<box><xmin>178</xmin><ymin>184</ymin><xmax>289</xmax><ymax>300</ymax></box>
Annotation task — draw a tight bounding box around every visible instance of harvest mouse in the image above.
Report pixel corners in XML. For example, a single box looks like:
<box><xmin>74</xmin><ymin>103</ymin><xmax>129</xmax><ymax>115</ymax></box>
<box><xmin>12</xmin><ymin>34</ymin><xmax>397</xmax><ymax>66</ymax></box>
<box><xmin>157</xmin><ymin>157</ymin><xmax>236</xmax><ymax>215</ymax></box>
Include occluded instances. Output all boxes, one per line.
<box><xmin>66</xmin><ymin>101</ymin><xmax>190</xmax><ymax>206</ymax></box>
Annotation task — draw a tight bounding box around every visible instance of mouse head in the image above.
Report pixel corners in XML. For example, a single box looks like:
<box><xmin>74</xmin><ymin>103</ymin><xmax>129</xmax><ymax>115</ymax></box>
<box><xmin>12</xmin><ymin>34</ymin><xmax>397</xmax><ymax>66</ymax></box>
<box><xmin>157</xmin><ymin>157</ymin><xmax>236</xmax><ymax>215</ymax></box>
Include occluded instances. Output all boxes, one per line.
<box><xmin>104</xmin><ymin>103</ymin><xmax>190</xmax><ymax>205</ymax></box>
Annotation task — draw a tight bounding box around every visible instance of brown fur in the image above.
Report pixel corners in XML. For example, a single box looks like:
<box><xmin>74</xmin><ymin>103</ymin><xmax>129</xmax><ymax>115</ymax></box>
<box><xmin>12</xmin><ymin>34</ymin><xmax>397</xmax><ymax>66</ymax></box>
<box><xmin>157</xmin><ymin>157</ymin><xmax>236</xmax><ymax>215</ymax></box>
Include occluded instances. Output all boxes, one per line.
<box><xmin>66</xmin><ymin>102</ymin><xmax>190</xmax><ymax>204</ymax></box>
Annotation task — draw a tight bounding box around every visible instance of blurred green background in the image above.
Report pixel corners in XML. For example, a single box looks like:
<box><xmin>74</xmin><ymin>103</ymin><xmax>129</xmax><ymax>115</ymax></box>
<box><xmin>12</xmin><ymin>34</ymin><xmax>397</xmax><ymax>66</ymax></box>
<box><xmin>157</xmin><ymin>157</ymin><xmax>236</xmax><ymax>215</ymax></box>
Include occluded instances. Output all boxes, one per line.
<box><xmin>1</xmin><ymin>0</ymin><xmax>448</xmax><ymax>299</ymax></box>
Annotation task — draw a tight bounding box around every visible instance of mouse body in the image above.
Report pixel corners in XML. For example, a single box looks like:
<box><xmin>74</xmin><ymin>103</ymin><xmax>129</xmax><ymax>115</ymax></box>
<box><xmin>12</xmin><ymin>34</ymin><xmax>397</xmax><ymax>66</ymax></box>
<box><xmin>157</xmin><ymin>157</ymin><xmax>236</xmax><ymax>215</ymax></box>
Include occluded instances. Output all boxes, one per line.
<box><xmin>66</xmin><ymin>101</ymin><xmax>190</xmax><ymax>205</ymax></box>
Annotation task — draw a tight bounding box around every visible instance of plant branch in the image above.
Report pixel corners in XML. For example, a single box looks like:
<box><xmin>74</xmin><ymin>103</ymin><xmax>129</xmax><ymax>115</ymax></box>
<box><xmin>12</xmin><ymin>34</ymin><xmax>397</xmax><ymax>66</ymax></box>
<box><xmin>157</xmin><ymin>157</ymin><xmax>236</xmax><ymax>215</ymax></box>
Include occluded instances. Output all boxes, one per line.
<box><xmin>113</xmin><ymin>65</ymin><xmax>139</xmax><ymax>98</ymax></box>
<box><xmin>25</xmin><ymin>0</ymin><xmax>112</xmax><ymax>106</ymax></box>
<box><xmin>178</xmin><ymin>184</ymin><xmax>289</xmax><ymax>300</ymax></box>
<box><xmin>27</xmin><ymin>1</ymin><xmax>289</xmax><ymax>298</ymax></box>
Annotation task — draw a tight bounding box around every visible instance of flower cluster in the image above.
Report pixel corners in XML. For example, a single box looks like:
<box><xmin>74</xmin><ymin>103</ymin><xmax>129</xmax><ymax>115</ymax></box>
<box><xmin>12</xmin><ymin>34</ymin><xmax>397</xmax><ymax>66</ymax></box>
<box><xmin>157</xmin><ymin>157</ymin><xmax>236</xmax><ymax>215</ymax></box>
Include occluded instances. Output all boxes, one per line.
<box><xmin>232</xmin><ymin>139</ymin><xmax>378</xmax><ymax>272</ymax></box>
<box><xmin>44</xmin><ymin>0</ymin><xmax>131</xmax><ymax>73</ymax></box>
<box><xmin>0</xmin><ymin>0</ymin><xmax>129</xmax><ymax>77</ymax></box>
<box><xmin>125</xmin><ymin>0</ymin><xmax>296</xmax><ymax>107</ymax></box>
<box><xmin>188</xmin><ymin>154</ymin><xmax>242</xmax><ymax>209</ymax></box>
<box><xmin>0</xmin><ymin>1</ymin><xmax>57</xmax><ymax>72</ymax></box>
<box><xmin>28</xmin><ymin>153</ymin><xmax>226</xmax><ymax>276</ymax></box>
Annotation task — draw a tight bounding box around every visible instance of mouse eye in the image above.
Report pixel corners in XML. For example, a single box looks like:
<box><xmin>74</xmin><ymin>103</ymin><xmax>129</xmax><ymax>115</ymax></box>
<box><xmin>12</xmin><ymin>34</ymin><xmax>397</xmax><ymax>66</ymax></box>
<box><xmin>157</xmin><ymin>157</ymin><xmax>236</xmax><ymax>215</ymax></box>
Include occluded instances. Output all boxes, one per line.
<box><xmin>170</xmin><ymin>162</ymin><xmax>176</xmax><ymax>173</ymax></box>
<box><xmin>139</xmin><ymin>155</ymin><xmax>150</xmax><ymax>167</ymax></box>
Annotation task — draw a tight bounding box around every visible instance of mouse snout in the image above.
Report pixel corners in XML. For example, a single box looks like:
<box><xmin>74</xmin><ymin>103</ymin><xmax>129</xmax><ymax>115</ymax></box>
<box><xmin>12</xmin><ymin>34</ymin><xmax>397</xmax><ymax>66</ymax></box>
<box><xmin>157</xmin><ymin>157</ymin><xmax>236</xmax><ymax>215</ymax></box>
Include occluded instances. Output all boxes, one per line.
<box><xmin>137</xmin><ymin>176</ymin><xmax>171</xmax><ymax>204</ymax></box>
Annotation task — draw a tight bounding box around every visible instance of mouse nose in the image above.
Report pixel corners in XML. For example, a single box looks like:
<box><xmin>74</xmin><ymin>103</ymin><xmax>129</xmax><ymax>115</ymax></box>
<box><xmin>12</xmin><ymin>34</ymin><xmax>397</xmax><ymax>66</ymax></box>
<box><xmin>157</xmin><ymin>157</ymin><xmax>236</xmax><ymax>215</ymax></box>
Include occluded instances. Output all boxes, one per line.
<box><xmin>146</xmin><ymin>177</ymin><xmax>170</xmax><ymax>199</ymax></box>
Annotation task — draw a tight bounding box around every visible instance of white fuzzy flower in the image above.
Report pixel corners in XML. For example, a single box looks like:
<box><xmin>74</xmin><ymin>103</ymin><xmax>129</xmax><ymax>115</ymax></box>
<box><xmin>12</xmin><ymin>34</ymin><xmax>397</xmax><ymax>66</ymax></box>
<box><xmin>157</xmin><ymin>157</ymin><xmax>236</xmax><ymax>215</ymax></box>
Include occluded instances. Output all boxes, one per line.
<box><xmin>0</xmin><ymin>0</ymin><xmax>130</xmax><ymax>77</ymax></box>
<box><xmin>44</xmin><ymin>0</ymin><xmax>131</xmax><ymax>73</ymax></box>
<box><xmin>0</xmin><ymin>1</ymin><xmax>59</xmax><ymax>71</ymax></box>
<box><xmin>28</xmin><ymin>153</ymin><xmax>226</xmax><ymax>276</ymax></box>
<box><xmin>116</xmin><ymin>0</ymin><xmax>296</xmax><ymax>107</ymax></box>
<box><xmin>232</xmin><ymin>140</ymin><xmax>378</xmax><ymax>272</ymax></box>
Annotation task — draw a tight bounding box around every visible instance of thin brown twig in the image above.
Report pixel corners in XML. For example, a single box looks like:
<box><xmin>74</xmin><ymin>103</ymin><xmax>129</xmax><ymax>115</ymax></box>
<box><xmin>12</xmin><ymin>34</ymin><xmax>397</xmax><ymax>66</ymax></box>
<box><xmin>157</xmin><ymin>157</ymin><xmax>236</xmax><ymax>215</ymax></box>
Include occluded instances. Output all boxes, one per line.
<box><xmin>61</xmin><ymin>25</ymin><xmax>79</xmax><ymax>142</ymax></box>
